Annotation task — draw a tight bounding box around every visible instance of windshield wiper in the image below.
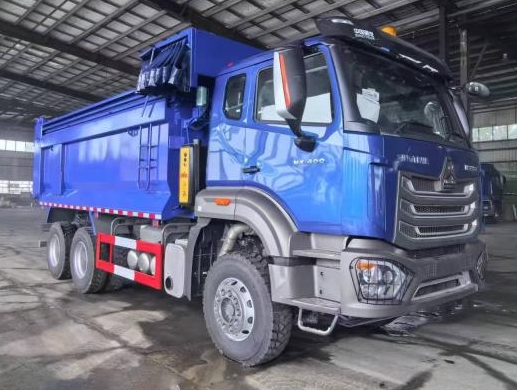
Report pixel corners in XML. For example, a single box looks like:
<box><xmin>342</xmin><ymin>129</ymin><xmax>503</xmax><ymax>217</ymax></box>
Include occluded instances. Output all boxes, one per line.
<box><xmin>394</xmin><ymin>120</ymin><xmax>433</xmax><ymax>134</ymax></box>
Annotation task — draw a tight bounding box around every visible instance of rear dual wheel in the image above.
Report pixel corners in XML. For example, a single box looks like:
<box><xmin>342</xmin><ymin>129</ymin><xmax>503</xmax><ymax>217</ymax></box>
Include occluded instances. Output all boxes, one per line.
<box><xmin>47</xmin><ymin>222</ymin><xmax>76</xmax><ymax>279</ymax></box>
<box><xmin>70</xmin><ymin>227</ymin><xmax>107</xmax><ymax>293</ymax></box>
<box><xmin>47</xmin><ymin>222</ymin><xmax>125</xmax><ymax>293</ymax></box>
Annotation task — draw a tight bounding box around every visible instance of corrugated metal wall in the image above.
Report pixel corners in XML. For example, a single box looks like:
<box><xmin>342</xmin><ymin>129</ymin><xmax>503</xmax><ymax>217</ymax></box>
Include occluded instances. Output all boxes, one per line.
<box><xmin>472</xmin><ymin>107</ymin><xmax>517</xmax><ymax>167</ymax></box>
<box><xmin>0</xmin><ymin>125</ymin><xmax>34</xmax><ymax>181</ymax></box>
<box><xmin>472</xmin><ymin>106</ymin><xmax>517</xmax><ymax>192</ymax></box>
<box><xmin>472</xmin><ymin>106</ymin><xmax>517</xmax><ymax>127</ymax></box>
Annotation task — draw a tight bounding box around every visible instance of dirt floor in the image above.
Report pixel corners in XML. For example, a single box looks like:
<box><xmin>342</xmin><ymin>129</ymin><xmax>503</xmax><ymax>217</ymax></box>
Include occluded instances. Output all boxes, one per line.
<box><xmin>1</xmin><ymin>207</ymin><xmax>517</xmax><ymax>390</ymax></box>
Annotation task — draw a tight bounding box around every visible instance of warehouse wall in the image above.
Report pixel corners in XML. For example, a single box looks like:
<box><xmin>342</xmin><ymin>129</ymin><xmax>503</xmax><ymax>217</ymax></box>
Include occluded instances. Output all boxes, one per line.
<box><xmin>472</xmin><ymin>105</ymin><xmax>517</xmax><ymax>128</ymax></box>
<box><xmin>472</xmin><ymin>106</ymin><xmax>517</xmax><ymax>165</ymax></box>
<box><xmin>0</xmin><ymin>124</ymin><xmax>34</xmax><ymax>182</ymax></box>
<box><xmin>472</xmin><ymin>106</ymin><xmax>517</xmax><ymax>193</ymax></box>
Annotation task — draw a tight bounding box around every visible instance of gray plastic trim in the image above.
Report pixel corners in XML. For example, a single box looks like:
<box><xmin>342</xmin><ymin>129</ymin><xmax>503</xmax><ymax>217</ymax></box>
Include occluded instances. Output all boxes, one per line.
<box><xmin>195</xmin><ymin>187</ymin><xmax>297</xmax><ymax>257</ymax></box>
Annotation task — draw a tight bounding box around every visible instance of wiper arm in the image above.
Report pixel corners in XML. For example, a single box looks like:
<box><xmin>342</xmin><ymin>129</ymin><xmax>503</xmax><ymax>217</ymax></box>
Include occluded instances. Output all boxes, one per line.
<box><xmin>394</xmin><ymin>120</ymin><xmax>433</xmax><ymax>134</ymax></box>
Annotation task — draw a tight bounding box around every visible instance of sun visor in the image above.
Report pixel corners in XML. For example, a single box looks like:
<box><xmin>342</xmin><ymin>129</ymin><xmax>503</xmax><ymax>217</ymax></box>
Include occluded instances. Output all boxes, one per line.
<box><xmin>315</xmin><ymin>17</ymin><xmax>452</xmax><ymax>79</ymax></box>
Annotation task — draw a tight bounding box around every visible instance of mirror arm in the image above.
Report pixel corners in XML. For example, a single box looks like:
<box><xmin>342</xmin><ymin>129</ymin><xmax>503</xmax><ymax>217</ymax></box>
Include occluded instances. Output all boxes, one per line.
<box><xmin>286</xmin><ymin>119</ymin><xmax>316</xmax><ymax>152</ymax></box>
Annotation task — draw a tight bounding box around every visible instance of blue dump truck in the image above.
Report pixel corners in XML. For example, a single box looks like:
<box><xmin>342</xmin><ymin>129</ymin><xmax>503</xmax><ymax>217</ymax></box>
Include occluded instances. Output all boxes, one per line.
<box><xmin>480</xmin><ymin>162</ymin><xmax>506</xmax><ymax>221</ymax></box>
<box><xmin>34</xmin><ymin>18</ymin><xmax>490</xmax><ymax>366</ymax></box>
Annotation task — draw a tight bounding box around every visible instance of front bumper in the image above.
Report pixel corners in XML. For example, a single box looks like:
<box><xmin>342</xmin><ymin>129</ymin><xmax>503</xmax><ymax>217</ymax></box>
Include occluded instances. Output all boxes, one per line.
<box><xmin>269</xmin><ymin>238</ymin><xmax>486</xmax><ymax>320</ymax></box>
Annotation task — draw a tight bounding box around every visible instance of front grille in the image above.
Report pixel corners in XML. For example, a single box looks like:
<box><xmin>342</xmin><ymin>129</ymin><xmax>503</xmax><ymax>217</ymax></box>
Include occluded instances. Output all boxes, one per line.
<box><xmin>414</xmin><ymin>279</ymin><xmax>460</xmax><ymax>297</ymax></box>
<box><xmin>407</xmin><ymin>244</ymin><xmax>464</xmax><ymax>259</ymax></box>
<box><xmin>413</xmin><ymin>272</ymin><xmax>471</xmax><ymax>300</ymax></box>
<box><xmin>410</xmin><ymin>176</ymin><xmax>435</xmax><ymax>192</ymax></box>
<box><xmin>400</xmin><ymin>199</ymin><xmax>467</xmax><ymax>216</ymax></box>
<box><xmin>395</xmin><ymin>171</ymin><xmax>479</xmax><ymax>250</ymax></box>
<box><xmin>414</xmin><ymin>205</ymin><xmax>464</xmax><ymax>214</ymax></box>
<box><xmin>399</xmin><ymin>221</ymin><xmax>469</xmax><ymax>238</ymax></box>
<box><xmin>404</xmin><ymin>176</ymin><xmax>471</xmax><ymax>195</ymax></box>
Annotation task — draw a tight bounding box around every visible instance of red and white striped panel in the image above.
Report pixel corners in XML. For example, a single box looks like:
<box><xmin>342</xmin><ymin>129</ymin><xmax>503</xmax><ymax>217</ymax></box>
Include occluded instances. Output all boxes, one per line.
<box><xmin>96</xmin><ymin>233</ymin><xmax>163</xmax><ymax>290</ymax></box>
<box><xmin>39</xmin><ymin>201</ymin><xmax>162</xmax><ymax>220</ymax></box>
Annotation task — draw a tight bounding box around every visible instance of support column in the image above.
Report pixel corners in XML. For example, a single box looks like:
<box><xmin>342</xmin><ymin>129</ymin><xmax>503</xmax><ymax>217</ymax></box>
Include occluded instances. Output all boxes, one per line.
<box><xmin>459</xmin><ymin>28</ymin><xmax>470</xmax><ymax>119</ymax></box>
<box><xmin>438</xmin><ymin>3</ymin><xmax>448</xmax><ymax>65</ymax></box>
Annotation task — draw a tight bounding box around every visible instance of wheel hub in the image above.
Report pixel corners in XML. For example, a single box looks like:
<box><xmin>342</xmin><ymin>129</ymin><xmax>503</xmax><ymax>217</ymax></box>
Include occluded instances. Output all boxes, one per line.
<box><xmin>73</xmin><ymin>241</ymin><xmax>88</xmax><ymax>279</ymax></box>
<box><xmin>48</xmin><ymin>234</ymin><xmax>60</xmax><ymax>267</ymax></box>
<box><xmin>214</xmin><ymin>277</ymin><xmax>254</xmax><ymax>341</ymax></box>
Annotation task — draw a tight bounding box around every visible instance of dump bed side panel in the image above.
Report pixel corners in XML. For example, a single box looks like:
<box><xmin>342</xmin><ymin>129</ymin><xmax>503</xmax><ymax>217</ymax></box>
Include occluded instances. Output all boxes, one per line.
<box><xmin>34</xmin><ymin>92</ymin><xmax>194</xmax><ymax>220</ymax></box>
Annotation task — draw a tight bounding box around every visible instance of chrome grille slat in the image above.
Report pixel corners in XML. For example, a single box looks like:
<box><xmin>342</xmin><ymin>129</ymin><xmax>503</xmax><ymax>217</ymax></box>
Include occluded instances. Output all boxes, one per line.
<box><xmin>400</xmin><ymin>199</ymin><xmax>469</xmax><ymax>217</ymax></box>
<box><xmin>395</xmin><ymin>171</ymin><xmax>479</xmax><ymax>249</ymax></box>
<box><xmin>401</xmin><ymin>176</ymin><xmax>474</xmax><ymax>198</ymax></box>
<box><xmin>399</xmin><ymin>221</ymin><xmax>472</xmax><ymax>239</ymax></box>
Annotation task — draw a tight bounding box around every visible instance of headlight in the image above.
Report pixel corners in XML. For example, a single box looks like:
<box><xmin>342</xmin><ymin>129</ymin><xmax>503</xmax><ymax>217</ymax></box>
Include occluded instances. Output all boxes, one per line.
<box><xmin>353</xmin><ymin>259</ymin><xmax>410</xmax><ymax>302</ymax></box>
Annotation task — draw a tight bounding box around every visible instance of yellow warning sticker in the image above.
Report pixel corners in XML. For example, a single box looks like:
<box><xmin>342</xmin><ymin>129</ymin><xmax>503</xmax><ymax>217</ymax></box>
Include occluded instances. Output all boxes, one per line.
<box><xmin>179</xmin><ymin>146</ymin><xmax>190</xmax><ymax>204</ymax></box>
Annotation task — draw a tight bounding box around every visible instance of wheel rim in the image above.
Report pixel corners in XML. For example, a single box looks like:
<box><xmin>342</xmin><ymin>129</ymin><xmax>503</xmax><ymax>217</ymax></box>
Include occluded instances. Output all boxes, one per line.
<box><xmin>48</xmin><ymin>234</ymin><xmax>60</xmax><ymax>267</ymax></box>
<box><xmin>72</xmin><ymin>241</ymin><xmax>88</xmax><ymax>279</ymax></box>
<box><xmin>214</xmin><ymin>277</ymin><xmax>255</xmax><ymax>341</ymax></box>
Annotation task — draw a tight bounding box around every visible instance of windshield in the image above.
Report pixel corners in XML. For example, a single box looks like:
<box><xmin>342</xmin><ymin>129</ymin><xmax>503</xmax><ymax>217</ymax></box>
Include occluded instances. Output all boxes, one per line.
<box><xmin>340</xmin><ymin>47</ymin><xmax>468</xmax><ymax>146</ymax></box>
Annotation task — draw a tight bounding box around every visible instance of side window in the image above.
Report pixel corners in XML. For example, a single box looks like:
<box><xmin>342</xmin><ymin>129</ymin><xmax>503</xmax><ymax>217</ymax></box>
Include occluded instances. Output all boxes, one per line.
<box><xmin>255</xmin><ymin>53</ymin><xmax>333</xmax><ymax>124</ymax></box>
<box><xmin>223</xmin><ymin>74</ymin><xmax>246</xmax><ymax>120</ymax></box>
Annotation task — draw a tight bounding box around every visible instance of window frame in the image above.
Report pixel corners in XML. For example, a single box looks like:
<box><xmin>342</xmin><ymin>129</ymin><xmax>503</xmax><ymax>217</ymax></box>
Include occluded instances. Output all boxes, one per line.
<box><xmin>253</xmin><ymin>52</ymin><xmax>335</xmax><ymax>127</ymax></box>
<box><xmin>222</xmin><ymin>73</ymin><xmax>247</xmax><ymax>121</ymax></box>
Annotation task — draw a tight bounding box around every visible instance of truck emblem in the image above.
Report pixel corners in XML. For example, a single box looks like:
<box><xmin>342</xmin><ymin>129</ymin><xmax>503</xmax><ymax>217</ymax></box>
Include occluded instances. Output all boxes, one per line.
<box><xmin>441</xmin><ymin>158</ymin><xmax>456</xmax><ymax>189</ymax></box>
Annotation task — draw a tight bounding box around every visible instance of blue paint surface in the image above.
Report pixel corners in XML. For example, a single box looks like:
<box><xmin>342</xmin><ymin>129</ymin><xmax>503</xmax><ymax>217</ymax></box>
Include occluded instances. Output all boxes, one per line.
<box><xmin>34</xmin><ymin>26</ymin><xmax>479</xmax><ymax>244</ymax></box>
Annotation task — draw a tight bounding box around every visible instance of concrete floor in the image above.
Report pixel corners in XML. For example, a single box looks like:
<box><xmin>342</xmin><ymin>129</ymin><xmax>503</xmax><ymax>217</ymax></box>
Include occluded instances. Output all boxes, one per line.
<box><xmin>1</xmin><ymin>208</ymin><xmax>517</xmax><ymax>390</ymax></box>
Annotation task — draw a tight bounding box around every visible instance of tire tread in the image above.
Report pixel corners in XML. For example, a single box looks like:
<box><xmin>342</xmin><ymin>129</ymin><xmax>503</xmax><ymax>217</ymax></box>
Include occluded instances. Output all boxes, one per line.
<box><xmin>203</xmin><ymin>245</ymin><xmax>292</xmax><ymax>366</ymax></box>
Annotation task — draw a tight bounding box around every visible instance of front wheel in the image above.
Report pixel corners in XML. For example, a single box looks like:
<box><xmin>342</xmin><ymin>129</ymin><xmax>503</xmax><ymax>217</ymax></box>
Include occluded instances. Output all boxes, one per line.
<box><xmin>203</xmin><ymin>252</ymin><xmax>292</xmax><ymax>366</ymax></box>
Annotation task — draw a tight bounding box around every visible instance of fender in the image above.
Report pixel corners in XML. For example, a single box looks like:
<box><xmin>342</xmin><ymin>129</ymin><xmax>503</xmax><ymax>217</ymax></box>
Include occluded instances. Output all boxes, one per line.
<box><xmin>195</xmin><ymin>187</ymin><xmax>298</xmax><ymax>258</ymax></box>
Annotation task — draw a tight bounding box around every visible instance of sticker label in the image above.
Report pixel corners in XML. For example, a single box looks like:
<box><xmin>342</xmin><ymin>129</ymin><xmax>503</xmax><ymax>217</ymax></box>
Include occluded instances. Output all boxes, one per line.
<box><xmin>354</xmin><ymin>28</ymin><xmax>375</xmax><ymax>40</ymax></box>
<box><xmin>179</xmin><ymin>146</ymin><xmax>190</xmax><ymax>204</ymax></box>
<box><xmin>356</xmin><ymin>88</ymin><xmax>380</xmax><ymax>123</ymax></box>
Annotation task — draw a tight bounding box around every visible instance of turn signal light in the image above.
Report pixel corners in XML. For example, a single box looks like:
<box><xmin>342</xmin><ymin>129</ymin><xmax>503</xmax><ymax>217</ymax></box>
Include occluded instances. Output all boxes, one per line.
<box><xmin>215</xmin><ymin>198</ymin><xmax>231</xmax><ymax>206</ymax></box>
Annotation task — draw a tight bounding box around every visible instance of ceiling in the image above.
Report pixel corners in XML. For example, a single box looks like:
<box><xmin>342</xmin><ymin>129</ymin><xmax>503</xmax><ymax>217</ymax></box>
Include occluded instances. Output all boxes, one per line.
<box><xmin>0</xmin><ymin>0</ymin><xmax>515</xmax><ymax>126</ymax></box>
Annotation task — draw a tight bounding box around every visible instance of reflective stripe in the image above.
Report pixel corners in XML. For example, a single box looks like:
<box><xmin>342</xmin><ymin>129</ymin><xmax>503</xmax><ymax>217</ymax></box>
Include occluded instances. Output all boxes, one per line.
<box><xmin>114</xmin><ymin>265</ymin><xmax>135</xmax><ymax>280</ymax></box>
<box><xmin>39</xmin><ymin>202</ymin><xmax>162</xmax><ymax>220</ymax></box>
<box><xmin>114</xmin><ymin>236</ymin><xmax>137</xmax><ymax>250</ymax></box>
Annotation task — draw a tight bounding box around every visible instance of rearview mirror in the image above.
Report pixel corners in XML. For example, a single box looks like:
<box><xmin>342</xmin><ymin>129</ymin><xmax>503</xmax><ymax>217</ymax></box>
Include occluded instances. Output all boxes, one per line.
<box><xmin>273</xmin><ymin>46</ymin><xmax>316</xmax><ymax>152</ymax></box>
<box><xmin>464</xmin><ymin>81</ymin><xmax>490</xmax><ymax>98</ymax></box>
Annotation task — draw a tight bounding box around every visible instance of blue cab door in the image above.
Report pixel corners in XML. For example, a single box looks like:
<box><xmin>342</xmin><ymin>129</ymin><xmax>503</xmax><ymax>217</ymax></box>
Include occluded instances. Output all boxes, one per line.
<box><xmin>243</xmin><ymin>46</ymin><xmax>345</xmax><ymax>235</ymax></box>
<box><xmin>206</xmin><ymin>71</ymin><xmax>250</xmax><ymax>184</ymax></box>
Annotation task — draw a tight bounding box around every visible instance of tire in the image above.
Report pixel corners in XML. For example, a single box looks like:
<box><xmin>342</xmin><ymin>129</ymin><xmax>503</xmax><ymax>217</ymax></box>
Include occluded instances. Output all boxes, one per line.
<box><xmin>47</xmin><ymin>222</ymin><xmax>76</xmax><ymax>280</ymax></box>
<box><xmin>203</xmin><ymin>251</ymin><xmax>292</xmax><ymax>366</ymax></box>
<box><xmin>70</xmin><ymin>227</ymin><xmax>107</xmax><ymax>294</ymax></box>
<box><xmin>102</xmin><ymin>247</ymin><xmax>128</xmax><ymax>292</ymax></box>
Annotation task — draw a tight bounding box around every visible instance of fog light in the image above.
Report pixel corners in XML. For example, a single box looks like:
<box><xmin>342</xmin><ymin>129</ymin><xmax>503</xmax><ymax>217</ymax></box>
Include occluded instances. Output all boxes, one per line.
<box><xmin>476</xmin><ymin>251</ymin><xmax>488</xmax><ymax>280</ymax></box>
<box><xmin>354</xmin><ymin>259</ymin><xmax>409</xmax><ymax>301</ymax></box>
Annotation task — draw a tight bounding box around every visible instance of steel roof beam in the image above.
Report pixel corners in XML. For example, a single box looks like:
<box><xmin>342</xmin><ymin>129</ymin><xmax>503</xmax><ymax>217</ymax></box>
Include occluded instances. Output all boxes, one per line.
<box><xmin>0</xmin><ymin>21</ymin><xmax>139</xmax><ymax>76</ymax></box>
<box><xmin>250</xmin><ymin>0</ymin><xmax>421</xmax><ymax>39</ymax></box>
<box><xmin>140</xmin><ymin>0</ymin><xmax>264</xmax><ymax>48</ymax></box>
<box><xmin>0</xmin><ymin>97</ymin><xmax>64</xmax><ymax>117</ymax></box>
<box><xmin>0</xmin><ymin>70</ymin><xmax>102</xmax><ymax>102</ymax></box>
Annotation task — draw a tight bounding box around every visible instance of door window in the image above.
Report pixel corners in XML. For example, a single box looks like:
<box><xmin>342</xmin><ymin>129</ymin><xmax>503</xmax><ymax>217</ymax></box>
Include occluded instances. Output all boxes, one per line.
<box><xmin>255</xmin><ymin>53</ymin><xmax>333</xmax><ymax>125</ymax></box>
<box><xmin>223</xmin><ymin>74</ymin><xmax>246</xmax><ymax>120</ymax></box>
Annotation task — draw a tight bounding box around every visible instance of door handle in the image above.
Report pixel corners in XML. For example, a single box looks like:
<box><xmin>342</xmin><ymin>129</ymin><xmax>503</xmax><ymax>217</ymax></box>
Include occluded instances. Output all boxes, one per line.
<box><xmin>242</xmin><ymin>165</ymin><xmax>260</xmax><ymax>174</ymax></box>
